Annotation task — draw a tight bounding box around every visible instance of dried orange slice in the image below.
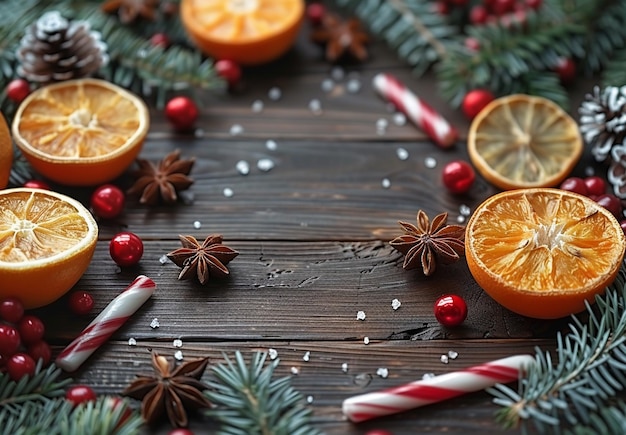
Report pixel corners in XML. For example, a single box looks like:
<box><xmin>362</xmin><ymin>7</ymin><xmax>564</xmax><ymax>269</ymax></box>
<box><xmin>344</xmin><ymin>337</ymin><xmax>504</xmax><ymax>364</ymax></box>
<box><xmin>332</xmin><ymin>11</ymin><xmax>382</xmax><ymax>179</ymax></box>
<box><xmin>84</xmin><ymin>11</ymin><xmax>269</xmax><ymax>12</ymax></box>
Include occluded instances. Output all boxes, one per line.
<box><xmin>180</xmin><ymin>0</ymin><xmax>305</xmax><ymax>65</ymax></box>
<box><xmin>465</xmin><ymin>188</ymin><xmax>625</xmax><ymax>319</ymax></box>
<box><xmin>12</xmin><ymin>78</ymin><xmax>149</xmax><ymax>186</ymax></box>
<box><xmin>0</xmin><ymin>112</ymin><xmax>12</xmax><ymax>189</ymax></box>
<box><xmin>468</xmin><ymin>94</ymin><xmax>582</xmax><ymax>190</ymax></box>
<box><xmin>0</xmin><ymin>188</ymin><xmax>98</xmax><ymax>309</ymax></box>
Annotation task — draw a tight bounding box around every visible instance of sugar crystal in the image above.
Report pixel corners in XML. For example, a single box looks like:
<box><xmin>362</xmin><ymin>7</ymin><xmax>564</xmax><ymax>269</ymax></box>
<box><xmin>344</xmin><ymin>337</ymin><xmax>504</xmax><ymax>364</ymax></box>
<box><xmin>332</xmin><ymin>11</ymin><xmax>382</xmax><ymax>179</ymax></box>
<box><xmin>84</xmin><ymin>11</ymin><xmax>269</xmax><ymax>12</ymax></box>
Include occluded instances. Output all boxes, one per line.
<box><xmin>303</xmin><ymin>351</ymin><xmax>310</xmax><ymax>362</ymax></box>
<box><xmin>251</xmin><ymin>100</ymin><xmax>264</xmax><ymax>112</ymax></box>
<box><xmin>257</xmin><ymin>158</ymin><xmax>275</xmax><ymax>172</ymax></box>
<box><xmin>266</xmin><ymin>139</ymin><xmax>277</xmax><ymax>150</ymax></box>
<box><xmin>173</xmin><ymin>339</ymin><xmax>183</xmax><ymax>348</ymax></box>
<box><xmin>236</xmin><ymin>160</ymin><xmax>250</xmax><ymax>175</ymax></box>
<box><xmin>150</xmin><ymin>318</ymin><xmax>160</xmax><ymax>329</ymax></box>
<box><xmin>159</xmin><ymin>254</ymin><xmax>169</xmax><ymax>265</ymax></box>
<box><xmin>424</xmin><ymin>156</ymin><xmax>437</xmax><ymax>168</ymax></box>
<box><xmin>396</xmin><ymin>147</ymin><xmax>409</xmax><ymax>160</ymax></box>
<box><xmin>128</xmin><ymin>338</ymin><xmax>137</xmax><ymax>346</ymax></box>
<box><xmin>448</xmin><ymin>350</ymin><xmax>459</xmax><ymax>359</ymax></box>
<box><xmin>391</xmin><ymin>298</ymin><xmax>401</xmax><ymax>310</ymax></box>
<box><xmin>356</xmin><ymin>310</ymin><xmax>366</xmax><ymax>321</ymax></box>
<box><xmin>174</xmin><ymin>351</ymin><xmax>183</xmax><ymax>361</ymax></box>
<box><xmin>268</xmin><ymin>87</ymin><xmax>282</xmax><ymax>100</ymax></box>
<box><xmin>440</xmin><ymin>354</ymin><xmax>449</xmax><ymax>364</ymax></box>
<box><xmin>223</xmin><ymin>187</ymin><xmax>234</xmax><ymax>197</ymax></box>
<box><xmin>364</xmin><ymin>337</ymin><xmax>370</xmax><ymax>345</ymax></box>
<box><xmin>290</xmin><ymin>366</ymin><xmax>299</xmax><ymax>375</ymax></box>
<box><xmin>381</xmin><ymin>178</ymin><xmax>391</xmax><ymax>189</ymax></box>
<box><xmin>268</xmin><ymin>348</ymin><xmax>278</xmax><ymax>360</ymax></box>
<box><xmin>376</xmin><ymin>367</ymin><xmax>389</xmax><ymax>379</ymax></box>
<box><xmin>341</xmin><ymin>362</ymin><xmax>349</xmax><ymax>373</ymax></box>
<box><xmin>193</xmin><ymin>220</ymin><xmax>202</xmax><ymax>229</ymax></box>
<box><xmin>229</xmin><ymin>124</ymin><xmax>244</xmax><ymax>135</ymax></box>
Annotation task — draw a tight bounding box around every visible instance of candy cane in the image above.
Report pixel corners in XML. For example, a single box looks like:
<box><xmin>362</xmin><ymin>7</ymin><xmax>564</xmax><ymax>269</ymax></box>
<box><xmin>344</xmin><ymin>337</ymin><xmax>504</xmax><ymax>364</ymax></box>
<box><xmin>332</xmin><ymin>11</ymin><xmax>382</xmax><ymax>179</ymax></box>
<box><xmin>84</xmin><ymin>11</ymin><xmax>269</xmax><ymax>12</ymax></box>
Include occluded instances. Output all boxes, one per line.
<box><xmin>342</xmin><ymin>354</ymin><xmax>534</xmax><ymax>422</ymax></box>
<box><xmin>372</xmin><ymin>73</ymin><xmax>458</xmax><ymax>148</ymax></box>
<box><xmin>56</xmin><ymin>275</ymin><xmax>156</xmax><ymax>372</ymax></box>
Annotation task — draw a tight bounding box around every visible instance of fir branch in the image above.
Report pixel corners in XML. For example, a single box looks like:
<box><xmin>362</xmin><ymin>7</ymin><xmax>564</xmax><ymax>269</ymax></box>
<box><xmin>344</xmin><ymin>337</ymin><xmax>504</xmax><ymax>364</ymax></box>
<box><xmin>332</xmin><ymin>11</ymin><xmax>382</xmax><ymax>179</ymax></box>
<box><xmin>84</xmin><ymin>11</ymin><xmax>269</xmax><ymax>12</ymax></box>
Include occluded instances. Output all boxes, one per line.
<box><xmin>489</xmin><ymin>261</ymin><xmax>626</xmax><ymax>434</ymax></box>
<box><xmin>601</xmin><ymin>46</ymin><xmax>626</xmax><ymax>88</ymax></box>
<box><xmin>204</xmin><ymin>351</ymin><xmax>322</xmax><ymax>435</ymax></box>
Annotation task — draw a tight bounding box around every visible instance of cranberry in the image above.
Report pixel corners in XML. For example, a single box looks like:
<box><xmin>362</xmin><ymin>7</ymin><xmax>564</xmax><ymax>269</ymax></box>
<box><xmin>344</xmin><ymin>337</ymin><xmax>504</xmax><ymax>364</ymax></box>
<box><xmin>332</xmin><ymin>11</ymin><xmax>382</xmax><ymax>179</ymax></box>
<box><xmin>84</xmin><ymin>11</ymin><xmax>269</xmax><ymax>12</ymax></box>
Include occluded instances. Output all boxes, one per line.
<box><xmin>6</xmin><ymin>79</ymin><xmax>31</xmax><ymax>103</ymax></box>
<box><xmin>462</xmin><ymin>89</ymin><xmax>495</xmax><ymax>120</ymax></box>
<box><xmin>108</xmin><ymin>397</ymin><xmax>133</xmax><ymax>426</ymax></box>
<box><xmin>554</xmin><ymin>57</ymin><xmax>576</xmax><ymax>86</ymax></box>
<box><xmin>165</xmin><ymin>96</ymin><xmax>199</xmax><ymax>131</ymax></box>
<box><xmin>91</xmin><ymin>184</ymin><xmax>125</xmax><ymax>220</ymax></box>
<box><xmin>560</xmin><ymin>177</ymin><xmax>588</xmax><ymax>196</ymax></box>
<box><xmin>306</xmin><ymin>3</ymin><xmax>326</xmax><ymax>26</ymax></box>
<box><xmin>464</xmin><ymin>37</ymin><xmax>481</xmax><ymax>52</ymax></box>
<box><xmin>169</xmin><ymin>430</ymin><xmax>195</xmax><ymax>435</ymax></box>
<box><xmin>23</xmin><ymin>179</ymin><xmax>51</xmax><ymax>190</ymax></box>
<box><xmin>620</xmin><ymin>219</ymin><xmax>626</xmax><ymax>236</ymax></box>
<box><xmin>0</xmin><ymin>324</ymin><xmax>21</xmax><ymax>356</ymax></box>
<box><xmin>18</xmin><ymin>315</ymin><xmax>45</xmax><ymax>345</ymax></box>
<box><xmin>6</xmin><ymin>353</ymin><xmax>36</xmax><ymax>381</ymax></box>
<box><xmin>434</xmin><ymin>294</ymin><xmax>468</xmax><ymax>327</ymax></box>
<box><xmin>110</xmin><ymin>232</ymin><xmax>144</xmax><ymax>267</ymax></box>
<box><xmin>596</xmin><ymin>194</ymin><xmax>623</xmax><ymax>218</ymax></box>
<box><xmin>66</xmin><ymin>385</ymin><xmax>97</xmax><ymax>406</ymax></box>
<box><xmin>442</xmin><ymin>160</ymin><xmax>476</xmax><ymax>194</ymax></box>
<box><xmin>0</xmin><ymin>298</ymin><xmax>24</xmax><ymax>323</ymax></box>
<box><xmin>470</xmin><ymin>5</ymin><xmax>489</xmax><ymax>24</ymax></box>
<box><xmin>150</xmin><ymin>32</ymin><xmax>170</xmax><ymax>48</ymax></box>
<box><xmin>68</xmin><ymin>291</ymin><xmax>95</xmax><ymax>316</ymax></box>
<box><xmin>215</xmin><ymin>59</ymin><xmax>242</xmax><ymax>88</ymax></box>
<box><xmin>525</xmin><ymin>0</ymin><xmax>543</xmax><ymax>9</ymax></box>
<box><xmin>584</xmin><ymin>176</ymin><xmax>607</xmax><ymax>197</ymax></box>
<box><xmin>27</xmin><ymin>340</ymin><xmax>52</xmax><ymax>365</ymax></box>
<box><xmin>491</xmin><ymin>0</ymin><xmax>516</xmax><ymax>15</ymax></box>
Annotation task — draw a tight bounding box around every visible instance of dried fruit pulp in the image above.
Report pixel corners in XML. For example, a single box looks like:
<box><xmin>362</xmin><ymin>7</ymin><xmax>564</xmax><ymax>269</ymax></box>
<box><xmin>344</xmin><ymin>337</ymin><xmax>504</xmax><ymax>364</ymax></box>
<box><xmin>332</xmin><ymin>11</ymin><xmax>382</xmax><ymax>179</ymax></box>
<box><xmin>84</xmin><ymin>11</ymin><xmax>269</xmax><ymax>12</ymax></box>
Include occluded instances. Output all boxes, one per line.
<box><xmin>466</xmin><ymin>188</ymin><xmax>626</xmax><ymax>319</ymax></box>
<box><xmin>0</xmin><ymin>112</ymin><xmax>12</xmax><ymax>189</ymax></box>
<box><xmin>0</xmin><ymin>188</ymin><xmax>98</xmax><ymax>308</ymax></box>
<box><xmin>12</xmin><ymin>78</ymin><xmax>149</xmax><ymax>186</ymax></box>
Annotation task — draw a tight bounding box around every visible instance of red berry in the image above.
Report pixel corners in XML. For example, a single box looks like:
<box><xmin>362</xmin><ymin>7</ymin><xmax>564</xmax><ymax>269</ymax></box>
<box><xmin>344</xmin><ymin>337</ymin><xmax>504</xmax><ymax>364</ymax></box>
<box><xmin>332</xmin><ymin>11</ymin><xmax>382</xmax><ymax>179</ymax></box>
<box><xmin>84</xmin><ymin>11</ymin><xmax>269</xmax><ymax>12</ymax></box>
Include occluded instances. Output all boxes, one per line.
<box><xmin>6</xmin><ymin>79</ymin><xmax>31</xmax><ymax>103</ymax></box>
<box><xmin>620</xmin><ymin>219</ymin><xmax>626</xmax><ymax>236</ymax></box>
<box><xmin>559</xmin><ymin>177</ymin><xmax>588</xmax><ymax>196</ymax></box>
<box><xmin>442</xmin><ymin>160</ymin><xmax>475</xmax><ymax>194</ymax></box>
<box><xmin>462</xmin><ymin>89</ymin><xmax>495</xmax><ymax>120</ymax></box>
<box><xmin>165</xmin><ymin>96</ymin><xmax>199</xmax><ymax>131</ymax></box>
<box><xmin>0</xmin><ymin>324</ymin><xmax>21</xmax><ymax>356</ymax></box>
<box><xmin>433</xmin><ymin>1</ymin><xmax>450</xmax><ymax>15</ymax></box>
<box><xmin>150</xmin><ymin>32</ymin><xmax>170</xmax><ymax>48</ymax></box>
<box><xmin>68</xmin><ymin>291</ymin><xmax>95</xmax><ymax>316</ymax></box>
<box><xmin>18</xmin><ymin>315</ymin><xmax>45</xmax><ymax>345</ymax></box>
<box><xmin>27</xmin><ymin>340</ymin><xmax>52</xmax><ymax>365</ymax></box>
<box><xmin>596</xmin><ymin>193</ymin><xmax>623</xmax><ymax>218</ymax></box>
<box><xmin>470</xmin><ymin>5</ymin><xmax>489</xmax><ymax>24</ymax></box>
<box><xmin>107</xmin><ymin>397</ymin><xmax>133</xmax><ymax>427</ymax></box>
<box><xmin>464</xmin><ymin>37</ymin><xmax>481</xmax><ymax>52</ymax></box>
<box><xmin>23</xmin><ymin>179</ymin><xmax>50</xmax><ymax>190</ymax></box>
<box><xmin>434</xmin><ymin>294</ymin><xmax>467</xmax><ymax>327</ymax></box>
<box><xmin>6</xmin><ymin>353</ymin><xmax>36</xmax><ymax>381</ymax></box>
<box><xmin>0</xmin><ymin>298</ymin><xmax>24</xmax><ymax>323</ymax></box>
<box><xmin>66</xmin><ymin>385</ymin><xmax>97</xmax><ymax>406</ymax></box>
<box><xmin>449</xmin><ymin>0</ymin><xmax>469</xmax><ymax>6</ymax></box>
<box><xmin>525</xmin><ymin>0</ymin><xmax>542</xmax><ymax>9</ymax></box>
<box><xmin>553</xmin><ymin>57</ymin><xmax>576</xmax><ymax>86</ymax></box>
<box><xmin>91</xmin><ymin>184</ymin><xmax>125</xmax><ymax>220</ymax></box>
<box><xmin>306</xmin><ymin>3</ymin><xmax>326</xmax><ymax>26</ymax></box>
<box><xmin>169</xmin><ymin>430</ymin><xmax>195</xmax><ymax>435</ymax></box>
<box><xmin>584</xmin><ymin>176</ymin><xmax>606</xmax><ymax>197</ymax></box>
<box><xmin>109</xmin><ymin>232</ymin><xmax>144</xmax><ymax>267</ymax></box>
<box><xmin>492</xmin><ymin>0</ymin><xmax>516</xmax><ymax>15</ymax></box>
<box><xmin>215</xmin><ymin>59</ymin><xmax>242</xmax><ymax>88</ymax></box>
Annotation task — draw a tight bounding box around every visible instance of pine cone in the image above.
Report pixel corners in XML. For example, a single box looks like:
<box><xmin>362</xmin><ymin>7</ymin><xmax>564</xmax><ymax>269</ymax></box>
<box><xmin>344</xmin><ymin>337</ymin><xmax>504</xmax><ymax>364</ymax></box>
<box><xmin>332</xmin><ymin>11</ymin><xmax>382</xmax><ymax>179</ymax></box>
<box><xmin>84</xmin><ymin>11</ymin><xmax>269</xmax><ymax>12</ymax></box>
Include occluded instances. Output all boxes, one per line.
<box><xmin>16</xmin><ymin>11</ymin><xmax>108</xmax><ymax>83</ymax></box>
<box><xmin>578</xmin><ymin>85</ymin><xmax>626</xmax><ymax>163</ymax></box>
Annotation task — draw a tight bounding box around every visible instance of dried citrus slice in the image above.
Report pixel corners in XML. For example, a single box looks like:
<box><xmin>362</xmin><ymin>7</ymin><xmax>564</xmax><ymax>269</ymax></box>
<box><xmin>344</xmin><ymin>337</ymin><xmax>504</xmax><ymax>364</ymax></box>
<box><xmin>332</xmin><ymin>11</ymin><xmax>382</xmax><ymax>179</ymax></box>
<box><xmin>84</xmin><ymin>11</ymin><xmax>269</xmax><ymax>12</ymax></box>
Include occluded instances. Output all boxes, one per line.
<box><xmin>180</xmin><ymin>0</ymin><xmax>305</xmax><ymax>65</ymax></box>
<box><xmin>465</xmin><ymin>188</ymin><xmax>625</xmax><ymax>319</ymax></box>
<box><xmin>0</xmin><ymin>112</ymin><xmax>12</xmax><ymax>189</ymax></box>
<box><xmin>12</xmin><ymin>78</ymin><xmax>149</xmax><ymax>186</ymax></box>
<box><xmin>0</xmin><ymin>188</ymin><xmax>98</xmax><ymax>309</ymax></box>
<box><xmin>468</xmin><ymin>94</ymin><xmax>582</xmax><ymax>190</ymax></box>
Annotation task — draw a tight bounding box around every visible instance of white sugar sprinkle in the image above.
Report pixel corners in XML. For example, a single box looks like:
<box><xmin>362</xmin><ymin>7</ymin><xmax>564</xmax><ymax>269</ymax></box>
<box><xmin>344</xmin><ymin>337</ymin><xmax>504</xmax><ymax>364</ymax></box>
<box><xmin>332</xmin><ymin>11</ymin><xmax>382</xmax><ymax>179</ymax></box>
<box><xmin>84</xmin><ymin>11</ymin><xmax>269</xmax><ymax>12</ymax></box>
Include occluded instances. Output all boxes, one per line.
<box><xmin>356</xmin><ymin>310</ymin><xmax>366</xmax><ymax>321</ymax></box>
<box><xmin>376</xmin><ymin>118</ymin><xmax>389</xmax><ymax>130</ymax></box>
<box><xmin>448</xmin><ymin>350</ymin><xmax>459</xmax><ymax>359</ymax></box>
<box><xmin>456</xmin><ymin>215</ymin><xmax>466</xmax><ymax>224</ymax></box>
<box><xmin>306</xmin><ymin>395</ymin><xmax>314</xmax><ymax>404</ymax></box>
<box><xmin>257</xmin><ymin>158</ymin><xmax>275</xmax><ymax>172</ymax></box>
<box><xmin>268</xmin><ymin>348</ymin><xmax>278</xmax><ymax>360</ymax></box>
<box><xmin>341</xmin><ymin>362</ymin><xmax>349</xmax><ymax>373</ymax></box>
<box><xmin>440</xmin><ymin>354</ymin><xmax>449</xmax><ymax>364</ymax></box>
<box><xmin>391</xmin><ymin>298</ymin><xmax>402</xmax><ymax>310</ymax></box>
<box><xmin>309</xmin><ymin>99</ymin><xmax>322</xmax><ymax>115</ymax></box>
<box><xmin>128</xmin><ymin>338</ymin><xmax>137</xmax><ymax>346</ymax></box>
<box><xmin>303</xmin><ymin>351</ymin><xmax>311</xmax><ymax>362</ymax></box>
<box><xmin>290</xmin><ymin>366</ymin><xmax>300</xmax><ymax>375</ymax></box>
<box><xmin>150</xmin><ymin>318</ymin><xmax>160</xmax><ymax>329</ymax></box>
<box><xmin>194</xmin><ymin>128</ymin><xmax>204</xmax><ymax>138</ymax></box>
<box><xmin>393</xmin><ymin>112</ymin><xmax>407</xmax><ymax>126</ymax></box>
<box><xmin>459</xmin><ymin>204</ymin><xmax>471</xmax><ymax>216</ymax></box>
<box><xmin>346</xmin><ymin>78</ymin><xmax>361</xmax><ymax>93</ymax></box>
<box><xmin>585</xmin><ymin>166</ymin><xmax>595</xmax><ymax>177</ymax></box>
<box><xmin>266</xmin><ymin>139</ymin><xmax>277</xmax><ymax>150</ymax></box>
<box><xmin>229</xmin><ymin>124</ymin><xmax>244</xmax><ymax>135</ymax></box>
<box><xmin>331</xmin><ymin>66</ymin><xmax>344</xmax><ymax>80</ymax></box>
<box><xmin>396</xmin><ymin>147</ymin><xmax>409</xmax><ymax>160</ymax></box>
<box><xmin>236</xmin><ymin>160</ymin><xmax>250</xmax><ymax>175</ymax></box>
<box><xmin>173</xmin><ymin>339</ymin><xmax>183</xmax><ymax>348</ymax></box>
<box><xmin>321</xmin><ymin>79</ymin><xmax>334</xmax><ymax>92</ymax></box>
<box><xmin>381</xmin><ymin>178</ymin><xmax>391</xmax><ymax>189</ymax></box>
<box><xmin>424</xmin><ymin>156</ymin><xmax>437</xmax><ymax>168</ymax></box>
<box><xmin>422</xmin><ymin>372</ymin><xmax>436</xmax><ymax>380</ymax></box>
<box><xmin>251</xmin><ymin>100</ymin><xmax>264</xmax><ymax>112</ymax></box>
<box><xmin>159</xmin><ymin>254</ymin><xmax>169</xmax><ymax>265</ymax></box>
<box><xmin>376</xmin><ymin>367</ymin><xmax>389</xmax><ymax>378</ymax></box>
<box><xmin>223</xmin><ymin>187</ymin><xmax>234</xmax><ymax>197</ymax></box>
<box><xmin>174</xmin><ymin>350</ymin><xmax>184</xmax><ymax>361</ymax></box>
<box><xmin>193</xmin><ymin>220</ymin><xmax>202</xmax><ymax>229</ymax></box>
<box><xmin>268</xmin><ymin>87</ymin><xmax>282</xmax><ymax>100</ymax></box>
<box><xmin>364</xmin><ymin>337</ymin><xmax>370</xmax><ymax>345</ymax></box>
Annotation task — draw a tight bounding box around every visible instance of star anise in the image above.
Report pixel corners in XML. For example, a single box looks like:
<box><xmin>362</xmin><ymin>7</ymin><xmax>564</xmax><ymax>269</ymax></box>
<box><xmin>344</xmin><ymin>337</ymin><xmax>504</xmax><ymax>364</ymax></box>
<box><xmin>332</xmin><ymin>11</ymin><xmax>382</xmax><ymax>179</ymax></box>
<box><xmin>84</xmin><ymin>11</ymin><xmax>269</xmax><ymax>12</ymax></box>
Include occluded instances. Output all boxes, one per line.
<box><xmin>390</xmin><ymin>210</ymin><xmax>465</xmax><ymax>276</ymax></box>
<box><xmin>122</xmin><ymin>351</ymin><xmax>212</xmax><ymax>428</ymax></box>
<box><xmin>310</xmin><ymin>13</ymin><xmax>370</xmax><ymax>63</ymax></box>
<box><xmin>167</xmin><ymin>234</ymin><xmax>239</xmax><ymax>285</ymax></box>
<box><xmin>101</xmin><ymin>0</ymin><xmax>159</xmax><ymax>23</ymax></box>
<box><xmin>127</xmin><ymin>149</ymin><xmax>195</xmax><ymax>205</ymax></box>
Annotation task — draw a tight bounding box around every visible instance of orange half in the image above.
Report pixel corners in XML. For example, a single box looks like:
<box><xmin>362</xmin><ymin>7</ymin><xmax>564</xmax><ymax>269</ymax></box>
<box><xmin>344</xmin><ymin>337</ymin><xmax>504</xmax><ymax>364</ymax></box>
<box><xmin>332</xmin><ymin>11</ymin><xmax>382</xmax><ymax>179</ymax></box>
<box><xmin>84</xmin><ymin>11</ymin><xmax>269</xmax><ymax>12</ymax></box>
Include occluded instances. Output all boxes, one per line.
<box><xmin>465</xmin><ymin>188</ymin><xmax>626</xmax><ymax>319</ymax></box>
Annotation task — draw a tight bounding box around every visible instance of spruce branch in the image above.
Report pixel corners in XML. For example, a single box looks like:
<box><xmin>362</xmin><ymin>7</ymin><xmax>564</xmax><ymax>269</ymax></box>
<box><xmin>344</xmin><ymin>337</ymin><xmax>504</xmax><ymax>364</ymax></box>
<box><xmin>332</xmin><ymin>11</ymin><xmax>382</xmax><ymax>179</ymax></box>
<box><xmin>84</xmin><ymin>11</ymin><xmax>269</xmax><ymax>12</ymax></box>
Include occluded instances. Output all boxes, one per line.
<box><xmin>489</xmin><ymin>261</ymin><xmax>626</xmax><ymax>434</ymax></box>
<box><xmin>204</xmin><ymin>351</ymin><xmax>322</xmax><ymax>435</ymax></box>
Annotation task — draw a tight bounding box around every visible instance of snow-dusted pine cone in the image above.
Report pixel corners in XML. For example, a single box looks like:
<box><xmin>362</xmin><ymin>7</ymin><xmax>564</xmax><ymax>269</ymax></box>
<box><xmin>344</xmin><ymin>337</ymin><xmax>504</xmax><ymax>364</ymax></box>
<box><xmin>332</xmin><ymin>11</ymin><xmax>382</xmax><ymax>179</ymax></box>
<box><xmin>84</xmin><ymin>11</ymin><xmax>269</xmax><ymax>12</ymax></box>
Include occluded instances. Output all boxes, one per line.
<box><xmin>579</xmin><ymin>85</ymin><xmax>626</xmax><ymax>163</ymax></box>
<box><xmin>16</xmin><ymin>11</ymin><xmax>108</xmax><ymax>83</ymax></box>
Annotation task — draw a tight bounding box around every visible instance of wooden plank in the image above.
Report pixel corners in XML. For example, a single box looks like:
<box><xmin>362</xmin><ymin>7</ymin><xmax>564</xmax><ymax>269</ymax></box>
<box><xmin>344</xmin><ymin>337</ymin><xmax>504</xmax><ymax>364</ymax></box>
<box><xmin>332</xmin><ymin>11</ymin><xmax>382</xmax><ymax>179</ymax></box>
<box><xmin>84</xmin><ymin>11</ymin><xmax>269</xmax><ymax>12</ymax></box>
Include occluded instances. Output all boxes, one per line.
<box><xmin>63</xmin><ymin>339</ymin><xmax>553</xmax><ymax>434</ymax></box>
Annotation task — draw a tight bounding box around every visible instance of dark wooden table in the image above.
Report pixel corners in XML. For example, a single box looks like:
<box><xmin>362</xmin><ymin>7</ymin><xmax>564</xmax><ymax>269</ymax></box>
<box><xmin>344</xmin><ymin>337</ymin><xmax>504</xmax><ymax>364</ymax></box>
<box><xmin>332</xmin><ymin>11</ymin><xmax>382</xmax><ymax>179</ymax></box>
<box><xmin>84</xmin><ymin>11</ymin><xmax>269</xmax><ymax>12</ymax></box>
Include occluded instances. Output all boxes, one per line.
<box><xmin>34</xmin><ymin>23</ymin><xmax>596</xmax><ymax>435</ymax></box>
